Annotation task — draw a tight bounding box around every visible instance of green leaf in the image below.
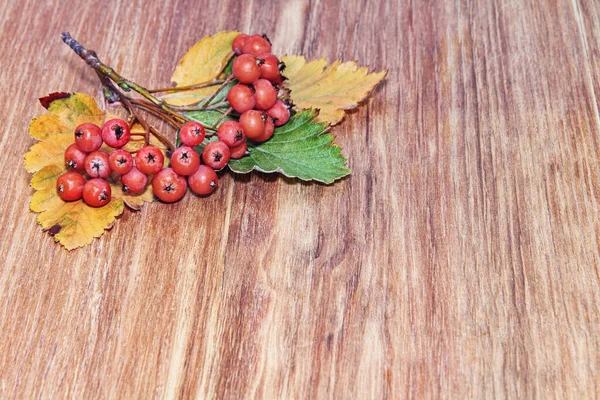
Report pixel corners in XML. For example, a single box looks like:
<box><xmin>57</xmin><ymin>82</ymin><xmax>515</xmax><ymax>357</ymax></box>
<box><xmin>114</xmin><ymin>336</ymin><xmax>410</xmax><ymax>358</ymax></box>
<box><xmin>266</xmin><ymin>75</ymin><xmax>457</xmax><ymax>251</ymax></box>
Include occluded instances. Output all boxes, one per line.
<box><xmin>228</xmin><ymin>110</ymin><xmax>350</xmax><ymax>184</ymax></box>
<box><xmin>186</xmin><ymin>110</ymin><xmax>235</xmax><ymax>127</ymax></box>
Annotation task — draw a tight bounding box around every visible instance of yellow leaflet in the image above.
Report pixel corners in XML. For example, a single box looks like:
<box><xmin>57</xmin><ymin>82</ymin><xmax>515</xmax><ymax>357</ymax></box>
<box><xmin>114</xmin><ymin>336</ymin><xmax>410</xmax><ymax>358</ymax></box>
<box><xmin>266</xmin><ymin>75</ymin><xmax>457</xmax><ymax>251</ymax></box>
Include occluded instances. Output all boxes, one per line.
<box><xmin>164</xmin><ymin>31</ymin><xmax>239</xmax><ymax>106</ymax></box>
<box><xmin>281</xmin><ymin>55</ymin><xmax>387</xmax><ymax>125</ymax></box>
<box><xmin>25</xmin><ymin>93</ymin><xmax>162</xmax><ymax>250</ymax></box>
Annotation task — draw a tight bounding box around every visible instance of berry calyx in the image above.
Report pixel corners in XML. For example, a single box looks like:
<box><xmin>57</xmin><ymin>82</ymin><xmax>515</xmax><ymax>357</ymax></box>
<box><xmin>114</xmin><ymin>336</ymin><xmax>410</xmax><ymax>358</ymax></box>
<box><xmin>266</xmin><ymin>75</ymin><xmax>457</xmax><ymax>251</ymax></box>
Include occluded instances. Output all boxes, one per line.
<box><xmin>232</xmin><ymin>34</ymin><xmax>249</xmax><ymax>55</ymax></box>
<box><xmin>217</xmin><ymin>120</ymin><xmax>246</xmax><ymax>148</ymax></box>
<box><xmin>239</xmin><ymin>110</ymin><xmax>267</xmax><ymax>140</ymax></box>
<box><xmin>82</xmin><ymin>178</ymin><xmax>111</xmax><ymax>207</ymax></box>
<box><xmin>171</xmin><ymin>146</ymin><xmax>200</xmax><ymax>176</ymax></box>
<box><xmin>227</xmin><ymin>84</ymin><xmax>256</xmax><ymax>113</ymax></box>
<box><xmin>253</xmin><ymin>79</ymin><xmax>277</xmax><ymax>110</ymax></box>
<box><xmin>202</xmin><ymin>140</ymin><xmax>231</xmax><ymax>170</ymax></box>
<box><xmin>108</xmin><ymin>149</ymin><xmax>134</xmax><ymax>175</ymax></box>
<box><xmin>152</xmin><ymin>168</ymin><xmax>187</xmax><ymax>203</ymax></box>
<box><xmin>56</xmin><ymin>171</ymin><xmax>86</xmax><ymax>201</ymax></box>
<box><xmin>229</xmin><ymin>141</ymin><xmax>248</xmax><ymax>159</ymax></box>
<box><xmin>188</xmin><ymin>165</ymin><xmax>219</xmax><ymax>196</ymax></box>
<box><xmin>136</xmin><ymin>145</ymin><xmax>164</xmax><ymax>175</ymax></box>
<box><xmin>242</xmin><ymin>34</ymin><xmax>272</xmax><ymax>56</ymax></box>
<box><xmin>121</xmin><ymin>166</ymin><xmax>148</xmax><ymax>193</ymax></box>
<box><xmin>266</xmin><ymin>100</ymin><xmax>291</xmax><ymax>126</ymax></box>
<box><xmin>84</xmin><ymin>150</ymin><xmax>111</xmax><ymax>178</ymax></box>
<box><xmin>64</xmin><ymin>143</ymin><xmax>87</xmax><ymax>172</ymax></box>
<box><xmin>179</xmin><ymin>121</ymin><xmax>206</xmax><ymax>147</ymax></box>
<box><xmin>74</xmin><ymin>123</ymin><xmax>103</xmax><ymax>152</ymax></box>
<box><xmin>233</xmin><ymin>54</ymin><xmax>261</xmax><ymax>84</ymax></box>
<box><xmin>102</xmin><ymin>118</ymin><xmax>131</xmax><ymax>148</ymax></box>
<box><xmin>256</xmin><ymin>53</ymin><xmax>281</xmax><ymax>83</ymax></box>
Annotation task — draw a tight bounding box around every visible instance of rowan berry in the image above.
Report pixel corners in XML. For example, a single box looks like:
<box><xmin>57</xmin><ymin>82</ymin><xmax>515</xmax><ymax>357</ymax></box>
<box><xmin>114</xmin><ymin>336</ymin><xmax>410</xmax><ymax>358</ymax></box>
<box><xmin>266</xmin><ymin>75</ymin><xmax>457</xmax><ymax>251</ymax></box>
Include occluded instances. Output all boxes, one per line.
<box><xmin>65</xmin><ymin>143</ymin><xmax>87</xmax><ymax>172</ymax></box>
<box><xmin>152</xmin><ymin>168</ymin><xmax>187</xmax><ymax>203</ymax></box>
<box><xmin>108</xmin><ymin>149</ymin><xmax>133</xmax><ymax>175</ymax></box>
<box><xmin>242</xmin><ymin>34</ymin><xmax>271</xmax><ymax>56</ymax></box>
<box><xmin>171</xmin><ymin>146</ymin><xmax>200</xmax><ymax>176</ymax></box>
<box><xmin>202</xmin><ymin>141</ymin><xmax>230</xmax><ymax>170</ymax></box>
<box><xmin>233</xmin><ymin>54</ymin><xmax>261</xmax><ymax>84</ymax></box>
<box><xmin>266</xmin><ymin>100</ymin><xmax>291</xmax><ymax>126</ymax></box>
<box><xmin>136</xmin><ymin>145</ymin><xmax>164</xmax><ymax>175</ymax></box>
<box><xmin>179</xmin><ymin>121</ymin><xmax>206</xmax><ymax>147</ymax></box>
<box><xmin>121</xmin><ymin>166</ymin><xmax>148</xmax><ymax>193</ymax></box>
<box><xmin>101</xmin><ymin>118</ymin><xmax>130</xmax><ymax>148</ymax></box>
<box><xmin>82</xmin><ymin>178</ymin><xmax>111</xmax><ymax>207</ymax></box>
<box><xmin>84</xmin><ymin>150</ymin><xmax>111</xmax><ymax>179</ymax></box>
<box><xmin>239</xmin><ymin>110</ymin><xmax>267</xmax><ymax>140</ymax></box>
<box><xmin>232</xmin><ymin>34</ymin><xmax>249</xmax><ymax>55</ymax></box>
<box><xmin>188</xmin><ymin>165</ymin><xmax>218</xmax><ymax>196</ymax></box>
<box><xmin>227</xmin><ymin>84</ymin><xmax>256</xmax><ymax>113</ymax></box>
<box><xmin>56</xmin><ymin>171</ymin><xmax>85</xmax><ymax>201</ymax></box>
<box><xmin>217</xmin><ymin>120</ymin><xmax>245</xmax><ymax>148</ymax></box>
<box><xmin>253</xmin><ymin>79</ymin><xmax>277</xmax><ymax>110</ymax></box>
<box><xmin>229</xmin><ymin>141</ymin><xmax>248</xmax><ymax>159</ymax></box>
<box><xmin>74</xmin><ymin>123</ymin><xmax>103</xmax><ymax>152</ymax></box>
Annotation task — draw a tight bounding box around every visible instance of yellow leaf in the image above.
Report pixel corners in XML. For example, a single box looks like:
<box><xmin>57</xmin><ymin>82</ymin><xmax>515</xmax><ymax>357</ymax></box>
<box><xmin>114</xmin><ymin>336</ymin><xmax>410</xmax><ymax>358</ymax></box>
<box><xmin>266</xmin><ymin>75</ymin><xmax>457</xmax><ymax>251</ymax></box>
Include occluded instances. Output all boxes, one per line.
<box><xmin>30</xmin><ymin>164</ymin><xmax>124</xmax><ymax>250</ymax></box>
<box><xmin>280</xmin><ymin>55</ymin><xmax>387</xmax><ymax>125</ymax></box>
<box><xmin>164</xmin><ymin>31</ymin><xmax>239</xmax><ymax>106</ymax></box>
<box><xmin>25</xmin><ymin>93</ymin><xmax>161</xmax><ymax>250</ymax></box>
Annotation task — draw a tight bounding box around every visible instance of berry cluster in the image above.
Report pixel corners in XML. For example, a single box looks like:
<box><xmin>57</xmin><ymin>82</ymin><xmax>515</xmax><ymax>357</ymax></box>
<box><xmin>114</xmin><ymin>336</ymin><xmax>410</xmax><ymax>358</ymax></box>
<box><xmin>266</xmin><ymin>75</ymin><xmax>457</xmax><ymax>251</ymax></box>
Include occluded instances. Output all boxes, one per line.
<box><xmin>57</xmin><ymin>33</ymin><xmax>294</xmax><ymax>207</ymax></box>
<box><xmin>58</xmin><ymin>119</ymin><xmax>132</xmax><ymax>207</ymax></box>
<box><xmin>57</xmin><ymin>119</ymin><xmax>223</xmax><ymax>207</ymax></box>
<box><xmin>228</xmin><ymin>34</ymin><xmax>292</xmax><ymax>143</ymax></box>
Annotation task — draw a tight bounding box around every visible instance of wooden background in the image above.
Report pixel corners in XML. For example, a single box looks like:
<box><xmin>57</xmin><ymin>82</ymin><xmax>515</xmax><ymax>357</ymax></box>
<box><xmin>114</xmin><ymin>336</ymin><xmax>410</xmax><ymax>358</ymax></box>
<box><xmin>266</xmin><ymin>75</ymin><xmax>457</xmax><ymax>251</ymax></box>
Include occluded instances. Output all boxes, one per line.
<box><xmin>1</xmin><ymin>0</ymin><xmax>600</xmax><ymax>398</ymax></box>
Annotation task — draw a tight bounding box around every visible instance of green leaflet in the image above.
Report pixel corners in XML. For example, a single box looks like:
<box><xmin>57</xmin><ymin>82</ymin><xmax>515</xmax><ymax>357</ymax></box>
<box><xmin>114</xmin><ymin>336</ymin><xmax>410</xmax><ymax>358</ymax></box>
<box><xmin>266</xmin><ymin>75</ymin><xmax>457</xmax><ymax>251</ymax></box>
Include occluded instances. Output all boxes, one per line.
<box><xmin>228</xmin><ymin>110</ymin><xmax>350</xmax><ymax>184</ymax></box>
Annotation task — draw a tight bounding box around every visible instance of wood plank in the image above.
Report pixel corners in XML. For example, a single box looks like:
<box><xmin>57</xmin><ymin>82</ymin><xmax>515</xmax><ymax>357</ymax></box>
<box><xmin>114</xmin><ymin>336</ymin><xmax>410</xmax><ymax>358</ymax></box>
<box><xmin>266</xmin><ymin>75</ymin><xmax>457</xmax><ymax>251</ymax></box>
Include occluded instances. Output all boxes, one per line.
<box><xmin>0</xmin><ymin>0</ymin><xmax>599</xmax><ymax>397</ymax></box>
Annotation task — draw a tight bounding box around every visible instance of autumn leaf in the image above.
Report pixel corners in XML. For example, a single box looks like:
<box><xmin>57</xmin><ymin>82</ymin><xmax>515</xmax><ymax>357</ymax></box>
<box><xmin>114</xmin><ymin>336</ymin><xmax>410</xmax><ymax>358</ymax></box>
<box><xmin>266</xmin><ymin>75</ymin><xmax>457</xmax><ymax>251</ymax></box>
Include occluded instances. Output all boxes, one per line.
<box><xmin>228</xmin><ymin>110</ymin><xmax>350</xmax><ymax>184</ymax></box>
<box><xmin>163</xmin><ymin>31</ymin><xmax>239</xmax><ymax>106</ymax></box>
<box><xmin>281</xmin><ymin>55</ymin><xmax>386</xmax><ymax>125</ymax></box>
<box><xmin>25</xmin><ymin>93</ymin><xmax>160</xmax><ymax>250</ymax></box>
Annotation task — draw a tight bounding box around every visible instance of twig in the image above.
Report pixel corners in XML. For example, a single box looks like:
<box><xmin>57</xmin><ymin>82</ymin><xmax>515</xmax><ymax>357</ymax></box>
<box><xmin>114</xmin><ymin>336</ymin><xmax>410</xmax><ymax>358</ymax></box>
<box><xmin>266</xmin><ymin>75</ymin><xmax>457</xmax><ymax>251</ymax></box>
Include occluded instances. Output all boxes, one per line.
<box><xmin>149</xmin><ymin>79</ymin><xmax>224</xmax><ymax>94</ymax></box>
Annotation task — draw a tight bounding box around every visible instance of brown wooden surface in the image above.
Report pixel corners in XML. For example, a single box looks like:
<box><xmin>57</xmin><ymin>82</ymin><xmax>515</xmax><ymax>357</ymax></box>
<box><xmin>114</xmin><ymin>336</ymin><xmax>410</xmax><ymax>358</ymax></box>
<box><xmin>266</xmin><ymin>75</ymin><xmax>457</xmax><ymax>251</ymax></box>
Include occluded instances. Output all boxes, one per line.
<box><xmin>1</xmin><ymin>0</ymin><xmax>600</xmax><ymax>398</ymax></box>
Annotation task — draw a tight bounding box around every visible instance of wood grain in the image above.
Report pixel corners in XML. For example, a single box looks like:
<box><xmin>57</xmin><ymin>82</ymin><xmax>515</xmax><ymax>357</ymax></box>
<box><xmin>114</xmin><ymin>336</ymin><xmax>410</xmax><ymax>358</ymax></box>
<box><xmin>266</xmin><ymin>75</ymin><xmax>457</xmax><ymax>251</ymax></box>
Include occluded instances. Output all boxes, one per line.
<box><xmin>1</xmin><ymin>0</ymin><xmax>600</xmax><ymax>398</ymax></box>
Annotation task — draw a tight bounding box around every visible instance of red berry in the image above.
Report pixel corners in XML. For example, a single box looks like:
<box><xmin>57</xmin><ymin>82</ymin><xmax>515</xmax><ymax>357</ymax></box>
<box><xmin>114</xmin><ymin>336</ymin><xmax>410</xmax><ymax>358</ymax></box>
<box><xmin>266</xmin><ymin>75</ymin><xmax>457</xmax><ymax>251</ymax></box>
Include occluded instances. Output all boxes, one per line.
<box><xmin>232</xmin><ymin>34</ymin><xmax>249</xmax><ymax>55</ymax></box>
<box><xmin>152</xmin><ymin>168</ymin><xmax>187</xmax><ymax>203</ymax></box>
<box><xmin>56</xmin><ymin>171</ymin><xmax>85</xmax><ymax>201</ymax></box>
<box><xmin>229</xmin><ymin>141</ymin><xmax>248</xmax><ymax>159</ymax></box>
<box><xmin>266</xmin><ymin>100</ymin><xmax>291</xmax><ymax>126</ymax></box>
<box><xmin>82</xmin><ymin>178</ymin><xmax>111</xmax><ymax>207</ymax></box>
<box><xmin>227</xmin><ymin>84</ymin><xmax>256</xmax><ymax>113</ymax></box>
<box><xmin>256</xmin><ymin>53</ymin><xmax>281</xmax><ymax>82</ymax></box>
<box><xmin>242</xmin><ymin>34</ymin><xmax>272</xmax><ymax>56</ymax></box>
<box><xmin>202</xmin><ymin>141</ymin><xmax>231</xmax><ymax>170</ymax></box>
<box><xmin>64</xmin><ymin>143</ymin><xmax>87</xmax><ymax>172</ymax></box>
<box><xmin>252</xmin><ymin>117</ymin><xmax>275</xmax><ymax>143</ymax></box>
<box><xmin>253</xmin><ymin>79</ymin><xmax>277</xmax><ymax>110</ymax></box>
<box><xmin>233</xmin><ymin>54</ymin><xmax>261</xmax><ymax>84</ymax></box>
<box><xmin>239</xmin><ymin>110</ymin><xmax>267</xmax><ymax>140</ymax></box>
<box><xmin>179</xmin><ymin>121</ymin><xmax>206</xmax><ymax>147</ymax></box>
<box><xmin>102</xmin><ymin>118</ymin><xmax>130</xmax><ymax>148</ymax></box>
<box><xmin>188</xmin><ymin>165</ymin><xmax>219</xmax><ymax>196</ymax></box>
<box><xmin>136</xmin><ymin>145</ymin><xmax>164</xmax><ymax>175</ymax></box>
<box><xmin>74</xmin><ymin>123</ymin><xmax>103</xmax><ymax>152</ymax></box>
<box><xmin>171</xmin><ymin>146</ymin><xmax>200</xmax><ymax>176</ymax></box>
<box><xmin>84</xmin><ymin>150</ymin><xmax>111</xmax><ymax>179</ymax></box>
<box><xmin>108</xmin><ymin>149</ymin><xmax>134</xmax><ymax>175</ymax></box>
<box><xmin>217</xmin><ymin>120</ymin><xmax>246</xmax><ymax>148</ymax></box>
<box><xmin>121</xmin><ymin>166</ymin><xmax>148</xmax><ymax>193</ymax></box>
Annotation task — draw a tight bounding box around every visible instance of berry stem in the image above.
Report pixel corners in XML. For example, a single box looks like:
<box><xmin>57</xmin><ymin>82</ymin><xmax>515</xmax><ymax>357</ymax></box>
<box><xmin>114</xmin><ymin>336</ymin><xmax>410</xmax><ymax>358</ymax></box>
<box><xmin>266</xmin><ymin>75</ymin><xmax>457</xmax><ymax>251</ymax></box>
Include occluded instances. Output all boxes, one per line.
<box><xmin>212</xmin><ymin>106</ymin><xmax>233</xmax><ymax>128</ymax></box>
<box><xmin>201</xmin><ymin>74</ymin><xmax>234</xmax><ymax>107</ymax></box>
<box><xmin>61</xmin><ymin>32</ymin><xmax>192</xmax><ymax>124</ymax></box>
<box><xmin>148</xmin><ymin>78</ymin><xmax>225</xmax><ymax>94</ymax></box>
